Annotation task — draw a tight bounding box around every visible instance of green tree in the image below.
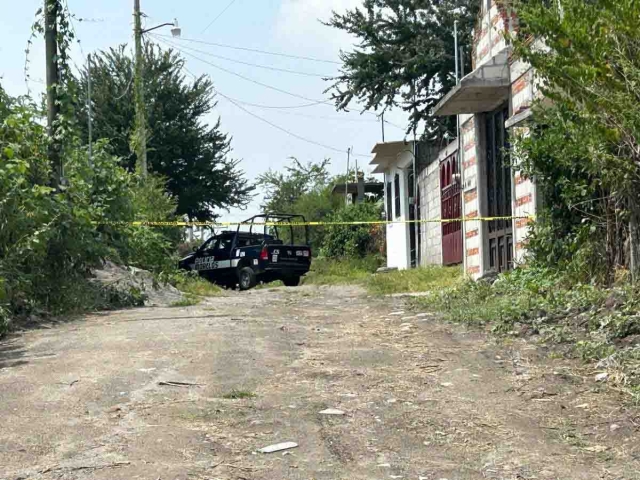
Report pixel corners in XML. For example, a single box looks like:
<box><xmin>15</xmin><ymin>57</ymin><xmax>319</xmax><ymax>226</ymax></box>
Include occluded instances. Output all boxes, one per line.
<box><xmin>257</xmin><ymin>158</ymin><xmax>339</xmax><ymax>248</ymax></box>
<box><xmin>512</xmin><ymin>0</ymin><xmax>640</xmax><ymax>282</ymax></box>
<box><xmin>77</xmin><ymin>44</ymin><xmax>254</xmax><ymax>220</ymax></box>
<box><xmin>325</xmin><ymin>0</ymin><xmax>478</xmax><ymax>136</ymax></box>
<box><xmin>321</xmin><ymin>202</ymin><xmax>384</xmax><ymax>258</ymax></box>
<box><xmin>257</xmin><ymin>158</ymin><xmax>332</xmax><ymax>213</ymax></box>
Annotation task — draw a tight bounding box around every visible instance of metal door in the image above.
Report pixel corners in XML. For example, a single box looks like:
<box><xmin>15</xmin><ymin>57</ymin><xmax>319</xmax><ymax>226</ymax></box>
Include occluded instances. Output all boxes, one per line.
<box><xmin>441</xmin><ymin>153</ymin><xmax>463</xmax><ymax>265</ymax></box>
<box><xmin>485</xmin><ymin>106</ymin><xmax>513</xmax><ymax>272</ymax></box>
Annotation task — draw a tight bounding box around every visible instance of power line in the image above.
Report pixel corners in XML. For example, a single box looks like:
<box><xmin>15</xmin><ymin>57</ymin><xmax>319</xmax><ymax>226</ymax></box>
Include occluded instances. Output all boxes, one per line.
<box><xmin>215</xmin><ymin>99</ymin><xmax>328</xmax><ymax>110</ymax></box>
<box><xmin>220</xmin><ymin>94</ymin><xmax>381</xmax><ymax>123</ymax></box>
<box><xmin>219</xmin><ymin>93</ymin><xmax>372</xmax><ymax>159</ymax></box>
<box><xmin>154</xmin><ymin>33</ymin><xmax>341</xmax><ymax>65</ymax></box>
<box><xmin>155</xmin><ymin>35</ymin><xmax>329</xmax><ymax>78</ymax></box>
<box><xmin>179</xmin><ymin>65</ymin><xmax>333</xmax><ymax>110</ymax></box>
<box><xmin>153</xmin><ymin>37</ymin><xmax>334</xmax><ymax>105</ymax></box>
<box><xmin>155</xmin><ymin>36</ymin><xmax>407</xmax><ymax>132</ymax></box>
<box><xmin>201</xmin><ymin>0</ymin><xmax>239</xmax><ymax>35</ymax></box>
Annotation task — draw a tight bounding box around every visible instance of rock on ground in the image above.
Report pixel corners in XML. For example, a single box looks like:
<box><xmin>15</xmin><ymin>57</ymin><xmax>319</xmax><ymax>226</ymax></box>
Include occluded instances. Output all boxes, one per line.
<box><xmin>91</xmin><ymin>260</ymin><xmax>183</xmax><ymax>307</ymax></box>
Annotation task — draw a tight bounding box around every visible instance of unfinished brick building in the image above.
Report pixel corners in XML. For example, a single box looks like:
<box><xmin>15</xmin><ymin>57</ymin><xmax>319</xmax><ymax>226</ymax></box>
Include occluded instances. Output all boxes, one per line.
<box><xmin>433</xmin><ymin>0</ymin><xmax>539</xmax><ymax>279</ymax></box>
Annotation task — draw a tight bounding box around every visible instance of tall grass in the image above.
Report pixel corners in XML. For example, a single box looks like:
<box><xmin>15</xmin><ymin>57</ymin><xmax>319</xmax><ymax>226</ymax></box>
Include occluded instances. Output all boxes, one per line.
<box><xmin>302</xmin><ymin>256</ymin><xmax>383</xmax><ymax>286</ymax></box>
<box><xmin>366</xmin><ymin>266</ymin><xmax>462</xmax><ymax>295</ymax></box>
<box><xmin>303</xmin><ymin>257</ymin><xmax>462</xmax><ymax>295</ymax></box>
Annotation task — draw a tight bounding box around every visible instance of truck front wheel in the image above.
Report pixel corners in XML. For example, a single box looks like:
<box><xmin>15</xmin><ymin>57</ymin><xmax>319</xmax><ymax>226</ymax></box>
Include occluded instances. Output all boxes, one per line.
<box><xmin>238</xmin><ymin>267</ymin><xmax>257</xmax><ymax>291</ymax></box>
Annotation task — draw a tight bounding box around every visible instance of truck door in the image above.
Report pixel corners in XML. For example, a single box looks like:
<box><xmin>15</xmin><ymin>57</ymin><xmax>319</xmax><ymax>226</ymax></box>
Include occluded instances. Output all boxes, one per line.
<box><xmin>194</xmin><ymin>236</ymin><xmax>218</xmax><ymax>273</ymax></box>
<box><xmin>211</xmin><ymin>234</ymin><xmax>233</xmax><ymax>274</ymax></box>
<box><xmin>193</xmin><ymin>235</ymin><xmax>233</xmax><ymax>274</ymax></box>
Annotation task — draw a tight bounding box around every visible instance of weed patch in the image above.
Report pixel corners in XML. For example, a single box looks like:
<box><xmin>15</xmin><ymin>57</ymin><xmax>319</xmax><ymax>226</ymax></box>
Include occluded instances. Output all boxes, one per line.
<box><xmin>302</xmin><ymin>257</ymin><xmax>383</xmax><ymax>286</ymax></box>
<box><xmin>222</xmin><ymin>389</ymin><xmax>256</xmax><ymax>399</ymax></box>
<box><xmin>170</xmin><ymin>295</ymin><xmax>200</xmax><ymax>308</ymax></box>
<box><xmin>255</xmin><ymin>280</ymin><xmax>285</xmax><ymax>290</ymax></box>
<box><xmin>161</xmin><ymin>271</ymin><xmax>223</xmax><ymax>297</ymax></box>
<box><xmin>303</xmin><ymin>258</ymin><xmax>462</xmax><ymax>296</ymax></box>
<box><xmin>366</xmin><ymin>266</ymin><xmax>462</xmax><ymax>295</ymax></box>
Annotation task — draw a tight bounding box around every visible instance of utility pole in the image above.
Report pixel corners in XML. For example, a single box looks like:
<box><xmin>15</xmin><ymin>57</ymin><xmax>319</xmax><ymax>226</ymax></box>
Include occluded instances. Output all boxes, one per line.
<box><xmin>133</xmin><ymin>0</ymin><xmax>148</xmax><ymax>178</ymax></box>
<box><xmin>381</xmin><ymin>112</ymin><xmax>385</xmax><ymax>142</ymax></box>
<box><xmin>45</xmin><ymin>0</ymin><xmax>61</xmax><ymax>187</ymax></box>
<box><xmin>345</xmin><ymin>148</ymin><xmax>351</xmax><ymax>205</ymax></box>
<box><xmin>87</xmin><ymin>54</ymin><xmax>93</xmax><ymax>166</ymax></box>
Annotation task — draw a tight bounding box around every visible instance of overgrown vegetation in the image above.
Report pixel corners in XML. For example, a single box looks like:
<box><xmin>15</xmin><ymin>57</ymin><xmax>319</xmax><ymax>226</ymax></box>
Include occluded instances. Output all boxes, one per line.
<box><xmin>367</xmin><ymin>265</ymin><xmax>462</xmax><ymax>295</ymax></box>
<box><xmin>511</xmin><ymin>0</ymin><xmax>640</xmax><ymax>283</ymax></box>
<box><xmin>320</xmin><ymin>202</ymin><xmax>384</xmax><ymax>258</ymax></box>
<box><xmin>0</xmin><ymin>5</ymin><xmax>244</xmax><ymax>337</ymax></box>
<box><xmin>303</xmin><ymin>257</ymin><xmax>383</xmax><ymax>286</ymax></box>
<box><xmin>0</xmin><ymin>88</ymin><xmax>176</xmax><ymax>333</ymax></box>
<box><xmin>161</xmin><ymin>270</ymin><xmax>223</xmax><ymax>297</ymax></box>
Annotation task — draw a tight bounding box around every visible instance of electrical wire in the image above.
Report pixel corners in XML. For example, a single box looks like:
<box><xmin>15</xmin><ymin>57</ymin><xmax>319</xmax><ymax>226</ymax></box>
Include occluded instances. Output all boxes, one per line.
<box><xmin>153</xmin><ymin>36</ymin><xmax>407</xmax><ymax>133</ymax></box>
<box><xmin>179</xmin><ymin>65</ymin><xmax>330</xmax><ymax>111</ymax></box>
<box><xmin>152</xmin><ymin>36</ymin><xmax>334</xmax><ymax>105</ymax></box>
<box><xmin>154</xmin><ymin>33</ymin><xmax>341</xmax><ymax>65</ymax></box>
<box><xmin>180</xmin><ymin>60</ymin><xmax>374</xmax><ymax>157</ymax></box>
<box><xmin>201</xmin><ymin>0</ymin><xmax>239</xmax><ymax>35</ymax></box>
<box><xmin>219</xmin><ymin>93</ymin><xmax>373</xmax><ymax>159</ymax></box>
<box><xmin>215</xmin><ymin>98</ymin><xmax>328</xmax><ymax>110</ymax></box>
<box><xmin>154</xmin><ymin>36</ymin><xmax>329</xmax><ymax>78</ymax></box>
<box><xmin>220</xmin><ymin>94</ymin><xmax>381</xmax><ymax>123</ymax></box>
<box><xmin>154</xmin><ymin>36</ymin><xmax>405</xmax><ymax>130</ymax></box>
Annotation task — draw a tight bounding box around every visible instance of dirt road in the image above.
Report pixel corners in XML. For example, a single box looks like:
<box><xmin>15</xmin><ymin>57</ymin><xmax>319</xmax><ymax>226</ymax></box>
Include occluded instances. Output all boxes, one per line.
<box><xmin>1</xmin><ymin>285</ymin><xmax>639</xmax><ymax>480</ymax></box>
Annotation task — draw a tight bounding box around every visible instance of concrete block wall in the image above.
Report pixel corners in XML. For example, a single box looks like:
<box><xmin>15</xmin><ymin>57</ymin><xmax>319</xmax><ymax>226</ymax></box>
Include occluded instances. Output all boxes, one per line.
<box><xmin>418</xmin><ymin>159</ymin><xmax>442</xmax><ymax>266</ymax></box>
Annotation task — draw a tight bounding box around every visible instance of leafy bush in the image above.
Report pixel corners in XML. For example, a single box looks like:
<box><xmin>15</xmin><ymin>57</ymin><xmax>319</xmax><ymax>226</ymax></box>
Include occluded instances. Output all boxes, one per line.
<box><xmin>0</xmin><ymin>91</ymin><xmax>179</xmax><ymax>334</ymax></box>
<box><xmin>320</xmin><ymin>202</ymin><xmax>383</xmax><ymax>258</ymax></box>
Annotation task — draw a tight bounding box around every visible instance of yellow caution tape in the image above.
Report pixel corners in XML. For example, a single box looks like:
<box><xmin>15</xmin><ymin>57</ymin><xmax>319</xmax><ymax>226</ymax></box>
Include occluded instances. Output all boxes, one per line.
<box><xmin>95</xmin><ymin>215</ymin><xmax>535</xmax><ymax>228</ymax></box>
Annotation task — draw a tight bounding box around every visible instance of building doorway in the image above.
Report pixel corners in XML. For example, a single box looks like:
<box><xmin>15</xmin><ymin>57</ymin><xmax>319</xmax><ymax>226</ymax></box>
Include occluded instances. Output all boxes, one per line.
<box><xmin>485</xmin><ymin>105</ymin><xmax>513</xmax><ymax>272</ymax></box>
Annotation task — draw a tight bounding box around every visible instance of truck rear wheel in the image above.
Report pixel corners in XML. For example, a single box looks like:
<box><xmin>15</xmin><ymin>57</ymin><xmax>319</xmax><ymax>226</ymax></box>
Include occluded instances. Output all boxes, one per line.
<box><xmin>238</xmin><ymin>267</ymin><xmax>257</xmax><ymax>291</ymax></box>
<box><xmin>283</xmin><ymin>275</ymin><xmax>301</xmax><ymax>287</ymax></box>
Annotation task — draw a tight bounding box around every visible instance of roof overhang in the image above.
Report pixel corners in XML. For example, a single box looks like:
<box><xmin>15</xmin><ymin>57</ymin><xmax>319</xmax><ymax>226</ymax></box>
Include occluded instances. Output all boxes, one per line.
<box><xmin>432</xmin><ymin>49</ymin><xmax>511</xmax><ymax>116</ymax></box>
<box><xmin>369</xmin><ymin>141</ymin><xmax>414</xmax><ymax>173</ymax></box>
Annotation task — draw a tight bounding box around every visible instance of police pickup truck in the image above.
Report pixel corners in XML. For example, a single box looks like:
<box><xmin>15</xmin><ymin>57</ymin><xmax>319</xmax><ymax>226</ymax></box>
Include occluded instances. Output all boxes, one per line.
<box><xmin>178</xmin><ymin>214</ymin><xmax>312</xmax><ymax>291</ymax></box>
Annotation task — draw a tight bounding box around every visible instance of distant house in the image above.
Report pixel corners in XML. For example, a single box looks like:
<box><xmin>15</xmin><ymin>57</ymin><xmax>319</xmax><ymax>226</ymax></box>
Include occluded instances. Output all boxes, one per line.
<box><xmin>432</xmin><ymin>0</ymin><xmax>539</xmax><ymax>279</ymax></box>
<box><xmin>330</xmin><ymin>177</ymin><xmax>384</xmax><ymax>205</ymax></box>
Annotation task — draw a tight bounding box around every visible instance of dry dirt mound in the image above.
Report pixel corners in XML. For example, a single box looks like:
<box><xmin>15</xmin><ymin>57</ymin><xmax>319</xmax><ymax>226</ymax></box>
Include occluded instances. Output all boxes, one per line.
<box><xmin>91</xmin><ymin>260</ymin><xmax>183</xmax><ymax>307</ymax></box>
